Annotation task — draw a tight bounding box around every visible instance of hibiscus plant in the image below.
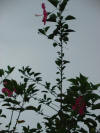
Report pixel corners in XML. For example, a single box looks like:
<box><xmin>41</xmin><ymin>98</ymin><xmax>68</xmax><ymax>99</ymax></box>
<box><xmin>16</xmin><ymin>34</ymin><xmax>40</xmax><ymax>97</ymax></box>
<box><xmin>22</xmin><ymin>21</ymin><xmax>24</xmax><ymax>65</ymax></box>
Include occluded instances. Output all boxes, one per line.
<box><xmin>0</xmin><ymin>0</ymin><xmax>100</xmax><ymax>133</ymax></box>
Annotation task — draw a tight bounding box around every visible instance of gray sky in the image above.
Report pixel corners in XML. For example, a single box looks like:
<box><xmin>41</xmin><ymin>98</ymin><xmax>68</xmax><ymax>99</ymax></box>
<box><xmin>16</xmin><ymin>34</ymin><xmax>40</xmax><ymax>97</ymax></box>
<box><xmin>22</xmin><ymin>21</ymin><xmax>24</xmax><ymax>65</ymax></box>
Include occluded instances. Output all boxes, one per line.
<box><xmin>0</xmin><ymin>0</ymin><xmax>100</xmax><ymax>131</ymax></box>
<box><xmin>0</xmin><ymin>0</ymin><xmax>100</xmax><ymax>83</ymax></box>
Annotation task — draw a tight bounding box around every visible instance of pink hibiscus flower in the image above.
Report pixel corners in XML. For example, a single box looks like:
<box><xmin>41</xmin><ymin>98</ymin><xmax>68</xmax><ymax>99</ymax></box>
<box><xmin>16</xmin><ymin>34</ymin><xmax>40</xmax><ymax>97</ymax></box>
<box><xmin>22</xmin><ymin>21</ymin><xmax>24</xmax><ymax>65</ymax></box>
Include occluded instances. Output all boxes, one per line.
<box><xmin>72</xmin><ymin>96</ymin><xmax>86</xmax><ymax>115</ymax></box>
<box><xmin>41</xmin><ymin>3</ymin><xmax>47</xmax><ymax>25</ymax></box>
<box><xmin>2</xmin><ymin>88</ymin><xmax>16</xmax><ymax>97</ymax></box>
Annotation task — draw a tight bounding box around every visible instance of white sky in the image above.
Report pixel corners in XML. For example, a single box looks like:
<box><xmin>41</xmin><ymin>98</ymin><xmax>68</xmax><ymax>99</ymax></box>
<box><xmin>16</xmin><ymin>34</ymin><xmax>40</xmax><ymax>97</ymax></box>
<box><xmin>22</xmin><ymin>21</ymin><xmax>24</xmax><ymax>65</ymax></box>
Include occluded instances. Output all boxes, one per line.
<box><xmin>0</xmin><ymin>0</ymin><xmax>100</xmax><ymax>131</ymax></box>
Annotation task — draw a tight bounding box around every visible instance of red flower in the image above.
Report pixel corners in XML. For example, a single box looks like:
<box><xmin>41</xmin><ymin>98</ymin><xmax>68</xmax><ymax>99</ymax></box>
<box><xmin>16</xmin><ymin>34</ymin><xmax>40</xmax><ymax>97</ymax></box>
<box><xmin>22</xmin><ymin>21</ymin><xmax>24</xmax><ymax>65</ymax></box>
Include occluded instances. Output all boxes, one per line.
<box><xmin>72</xmin><ymin>96</ymin><xmax>86</xmax><ymax>115</ymax></box>
<box><xmin>42</xmin><ymin>3</ymin><xmax>45</xmax><ymax>10</ymax></box>
<box><xmin>72</xmin><ymin>105</ymin><xmax>76</xmax><ymax>110</ymax></box>
<box><xmin>2</xmin><ymin>88</ymin><xmax>16</xmax><ymax>97</ymax></box>
<box><xmin>41</xmin><ymin>3</ymin><xmax>47</xmax><ymax>25</ymax></box>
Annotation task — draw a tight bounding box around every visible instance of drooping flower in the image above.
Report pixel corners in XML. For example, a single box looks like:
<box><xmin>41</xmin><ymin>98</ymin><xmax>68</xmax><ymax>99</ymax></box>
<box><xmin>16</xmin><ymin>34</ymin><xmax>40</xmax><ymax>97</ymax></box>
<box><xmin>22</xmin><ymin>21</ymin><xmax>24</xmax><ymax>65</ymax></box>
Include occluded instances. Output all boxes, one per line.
<box><xmin>72</xmin><ymin>96</ymin><xmax>86</xmax><ymax>115</ymax></box>
<box><xmin>35</xmin><ymin>3</ymin><xmax>47</xmax><ymax>25</ymax></box>
<box><xmin>41</xmin><ymin>3</ymin><xmax>47</xmax><ymax>25</ymax></box>
<box><xmin>42</xmin><ymin>3</ymin><xmax>45</xmax><ymax>10</ymax></box>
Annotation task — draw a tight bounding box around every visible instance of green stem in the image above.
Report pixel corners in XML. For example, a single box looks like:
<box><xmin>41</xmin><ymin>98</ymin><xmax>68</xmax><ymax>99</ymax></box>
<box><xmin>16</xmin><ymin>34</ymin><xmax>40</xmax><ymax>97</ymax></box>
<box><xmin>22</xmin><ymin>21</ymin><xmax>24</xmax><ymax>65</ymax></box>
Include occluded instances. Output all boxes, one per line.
<box><xmin>12</xmin><ymin>102</ymin><xmax>24</xmax><ymax>133</ymax></box>
<box><xmin>25</xmin><ymin>75</ymin><xmax>57</xmax><ymax>97</ymax></box>
<box><xmin>32</xmin><ymin>97</ymin><xmax>58</xmax><ymax>112</ymax></box>
<box><xmin>8</xmin><ymin>109</ymin><xmax>14</xmax><ymax>132</ymax></box>
<box><xmin>60</xmin><ymin>42</ymin><xmax>63</xmax><ymax>110</ymax></box>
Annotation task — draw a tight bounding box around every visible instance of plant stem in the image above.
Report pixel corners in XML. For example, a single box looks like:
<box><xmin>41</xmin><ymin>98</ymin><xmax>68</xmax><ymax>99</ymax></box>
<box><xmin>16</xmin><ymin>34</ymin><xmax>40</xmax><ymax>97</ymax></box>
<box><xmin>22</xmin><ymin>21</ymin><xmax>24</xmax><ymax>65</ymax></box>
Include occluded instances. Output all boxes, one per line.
<box><xmin>59</xmin><ymin>11</ymin><xmax>63</xmax><ymax>111</ymax></box>
<box><xmin>8</xmin><ymin>109</ymin><xmax>14</xmax><ymax>132</ymax></box>
<box><xmin>26</xmin><ymin>75</ymin><xmax>57</xmax><ymax>97</ymax></box>
<box><xmin>32</xmin><ymin>97</ymin><xmax>58</xmax><ymax>112</ymax></box>
<box><xmin>12</xmin><ymin>102</ymin><xmax>24</xmax><ymax>133</ymax></box>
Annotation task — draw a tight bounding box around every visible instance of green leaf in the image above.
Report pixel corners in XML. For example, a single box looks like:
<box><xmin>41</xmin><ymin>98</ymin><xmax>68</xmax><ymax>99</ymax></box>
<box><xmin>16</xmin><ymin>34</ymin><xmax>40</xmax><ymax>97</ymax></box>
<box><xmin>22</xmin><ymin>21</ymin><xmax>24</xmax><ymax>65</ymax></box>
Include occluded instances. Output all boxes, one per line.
<box><xmin>63</xmin><ymin>60</ymin><xmax>70</xmax><ymax>64</ymax></box>
<box><xmin>37</xmin><ymin>123</ymin><xmax>42</xmax><ymax>129</ymax></box>
<box><xmin>78</xmin><ymin>128</ymin><xmax>88</xmax><ymax>133</ymax></box>
<box><xmin>25</xmin><ymin>106</ymin><xmax>37</xmax><ymax>111</ymax></box>
<box><xmin>34</xmin><ymin>73</ymin><xmax>41</xmax><ymax>77</ymax></box>
<box><xmin>63</xmin><ymin>36</ymin><xmax>69</xmax><ymax>42</ymax></box>
<box><xmin>2</xmin><ymin>103</ymin><xmax>11</xmax><ymax>106</ymax></box>
<box><xmin>96</xmin><ymin>115</ymin><xmax>100</xmax><ymax>122</ymax></box>
<box><xmin>47</xmin><ymin>14</ymin><xmax>57</xmax><ymax>22</ymax></box>
<box><xmin>66</xmin><ymin>29</ymin><xmax>75</xmax><ymax>32</ymax></box>
<box><xmin>4</xmin><ymin>98</ymin><xmax>20</xmax><ymax>105</ymax></box>
<box><xmin>6</xmin><ymin>66</ymin><xmax>15</xmax><ymax>74</ymax></box>
<box><xmin>92</xmin><ymin>103</ymin><xmax>100</xmax><ymax>110</ymax></box>
<box><xmin>0</xmin><ymin>109</ymin><xmax>2</xmax><ymax>114</ymax></box>
<box><xmin>65</xmin><ymin>15</ymin><xmax>76</xmax><ymax>20</ymax></box>
<box><xmin>44</xmin><ymin>26</ymin><xmax>50</xmax><ymax>32</ymax></box>
<box><xmin>48</xmin><ymin>34</ymin><xmax>54</xmax><ymax>39</ymax></box>
<box><xmin>0</xmin><ymin>94</ymin><xmax>4</xmax><ymax>99</ymax></box>
<box><xmin>0</xmin><ymin>69</ymin><xmax>4</xmax><ymax>77</ymax></box>
<box><xmin>59</xmin><ymin>0</ymin><xmax>69</xmax><ymax>12</ymax></box>
<box><xmin>53</xmin><ymin>42</ymin><xmax>58</xmax><ymax>47</ymax></box>
<box><xmin>37</xmin><ymin>105</ymin><xmax>41</xmax><ymax>111</ymax></box>
<box><xmin>84</xmin><ymin>118</ymin><xmax>97</xmax><ymax>127</ymax></box>
<box><xmin>68</xmin><ymin>78</ymin><xmax>79</xmax><ymax>85</ymax></box>
<box><xmin>1</xmin><ymin>115</ymin><xmax>6</xmax><ymax>118</ymax></box>
<box><xmin>55</xmin><ymin>59</ymin><xmax>62</xmax><ymax>66</ymax></box>
<box><xmin>48</xmin><ymin>0</ymin><xmax>59</xmax><ymax>7</ymax></box>
<box><xmin>44</xmin><ymin>94</ymin><xmax>46</xmax><ymax>100</ymax></box>
<box><xmin>38</xmin><ymin>29</ymin><xmax>45</xmax><ymax>35</ymax></box>
<box><xmin>7</xmin><ymin>107</ymin><xmax>24</xmax><ymax>111</ymax></box>
<box><xmin>36</xmin><ymin>77</ymin><xmax>42</xmax><ymax>82</ymax></box>
<box><xmin>63</xmin><ymin>24</ymin><xmax>68</xmax><ymax>29</ymax></box>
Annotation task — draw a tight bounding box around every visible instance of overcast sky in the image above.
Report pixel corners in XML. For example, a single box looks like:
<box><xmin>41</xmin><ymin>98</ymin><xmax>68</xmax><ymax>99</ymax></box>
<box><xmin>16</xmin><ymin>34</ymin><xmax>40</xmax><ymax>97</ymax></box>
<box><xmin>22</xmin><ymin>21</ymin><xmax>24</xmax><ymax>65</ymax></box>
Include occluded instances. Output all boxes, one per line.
<box><xmin>0</xmin><ymin>0</ymin><xmax>100</xmax><ymax>131</ymax></box>
<box><xmin>0</xmin><ymin>0</ymin><xmax>100</xmax><ymax>83</ymax></box>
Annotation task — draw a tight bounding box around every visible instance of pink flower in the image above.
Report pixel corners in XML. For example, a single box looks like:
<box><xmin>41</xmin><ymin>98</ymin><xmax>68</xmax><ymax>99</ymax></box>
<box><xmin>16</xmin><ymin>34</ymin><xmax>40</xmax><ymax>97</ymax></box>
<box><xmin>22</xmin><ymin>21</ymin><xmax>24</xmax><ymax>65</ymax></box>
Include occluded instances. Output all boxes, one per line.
<box><xmin>2</xmin><ymin>88</ymin><xmax>15</xmax><ymax>97</ymax></box>
<box><xmin>42</xmin><ymin>3</ymin><xmax>45</xmax><ymax>10</ymax></box>
<box><xmin>72</xmin><ymin>105</ymin><xmax>76</xmax><ymax>110</ymax></box>
<box><xmin>72</xmin><ymin>96</ymin><xmax>86</xmax><ymax>115</ymax></box>
<box><xmin>78</xmin><ymin>107</ymin><xmax>84</xmax><ymax>115</ymax></box>
<box><xmin>2</xmin><ymin>88</ymin><xmax>7</xmax><ymax>93</ymax></box>
<box><xmin>41</xmin><ymin>3</ymin><xmax>47</xmax><ymax>25</ymax></box>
